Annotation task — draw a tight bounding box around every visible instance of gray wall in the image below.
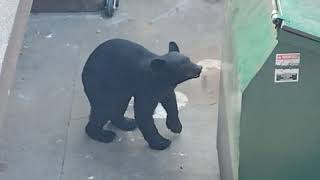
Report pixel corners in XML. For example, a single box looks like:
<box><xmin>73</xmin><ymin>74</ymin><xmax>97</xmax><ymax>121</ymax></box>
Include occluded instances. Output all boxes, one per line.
<box><xmin>32</xmin><ymin>0</ymin><xmax>105</xmax><ymax>12</ymax></box>
<box><xmin>216</xmin><ymin>1</ymin><xmax>241</xmax><ymax>180</ymax></box>
<box><xmin>0</xmin><ymin>0</ymin><xmax>33</xmax><ymax>127</ymax></box>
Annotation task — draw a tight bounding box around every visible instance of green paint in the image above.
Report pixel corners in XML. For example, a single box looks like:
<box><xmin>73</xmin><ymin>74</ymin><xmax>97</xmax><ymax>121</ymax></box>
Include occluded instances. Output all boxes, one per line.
<box><xmin>231</xmin><ymin>0</ymin><xmax>277</xmax><ymax>91</ymax></box>
<box><xmin>230</xmin><ymin>0</ymin><xmax>320</xmax><ymax>91</ymax></box>
<box><xmin>278</xmin><ymin>0</ymin><xmax>320</xmax><ymax>42</ymax></box>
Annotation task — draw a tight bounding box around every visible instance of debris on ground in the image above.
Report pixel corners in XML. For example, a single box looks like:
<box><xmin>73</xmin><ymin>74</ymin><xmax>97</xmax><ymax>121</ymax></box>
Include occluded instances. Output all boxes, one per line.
<box><xmin>88</xmin><ymin>176</ymin><xmax>95</xmax><ymax>179</ymax></box>
<box><xmin>55</xmin><ymin>139</ymin><xmax>64</xmax><ymax>144</ymax></box>
<box><xmin>45</xmin><ymin>33</ymin><xmax>54</xmax><ymax>39</ymax></box>
<box><xmin>150</xmin><ymin>0</ymin><xmax>190</xmax><ymax>23</ymax></box>
<box><xmin>85</xmin><ymin>154</ymin><xmax>94</xmax><ymax>160</ymax></box>
<box><xmin>172</xmin><ymin>152</ymin><xmax>188</xmax><ymax>157</ymax></box>
<box><xmin>197</xmin><ymin>59</ymin><xmax>221</xmax><ymax>74</ymax></box>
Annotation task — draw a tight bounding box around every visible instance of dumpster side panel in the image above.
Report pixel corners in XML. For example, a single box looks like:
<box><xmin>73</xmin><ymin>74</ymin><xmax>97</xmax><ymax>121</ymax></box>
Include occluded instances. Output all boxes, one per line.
<box><xmin>239</xmin><ymin>38</ymin><xmax>320</xmax><ymax>180</ymax></box>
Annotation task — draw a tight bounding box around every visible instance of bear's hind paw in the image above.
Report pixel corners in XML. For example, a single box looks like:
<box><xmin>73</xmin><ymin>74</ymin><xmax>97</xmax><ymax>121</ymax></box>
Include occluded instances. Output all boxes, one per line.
<box><xmin>148</xmin><ymin>137</ymin><xmax>171</xmax><ymax>150</ymax></box>
<box><xmin>86</xmin><ymin>129</ymin><xmax>116</xmax><ymax>143</ymax></box>
<box><xmin>112</xmin><ymin>117</ymin><xmax>137</xmax><ymax>131</ymax></box>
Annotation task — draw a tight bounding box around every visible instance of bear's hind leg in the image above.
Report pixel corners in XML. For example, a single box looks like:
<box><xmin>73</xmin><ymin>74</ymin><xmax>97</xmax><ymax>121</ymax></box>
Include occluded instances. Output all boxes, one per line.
<box><xmin>110</xmin><ymin>95</ymin><xmax>137</xmax><ymax>131</ymax></box>
<box><xmin>86</xmin><ymin>108</ymin><xmax>116</xmax><ymax>143</ymax></box>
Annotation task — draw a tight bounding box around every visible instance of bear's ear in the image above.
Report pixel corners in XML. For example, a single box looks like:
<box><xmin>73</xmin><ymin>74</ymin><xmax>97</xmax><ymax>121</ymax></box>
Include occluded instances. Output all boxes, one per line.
<box><xmin>151</xmin><ymin>59</ymin><xmax>167</xmax><ymax>72</ymax></box>
<box><xmin>169</xmin><ymin>41</ymin><xmax>180</xmax><ymax>52</ymax></box>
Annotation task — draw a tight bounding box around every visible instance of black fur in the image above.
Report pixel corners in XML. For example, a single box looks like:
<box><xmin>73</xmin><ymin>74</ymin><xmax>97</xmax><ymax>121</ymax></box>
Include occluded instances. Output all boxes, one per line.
<box><xmin>82</xmin><ymin>39</ymin><xmax>202</xmax><ymax>150</ymax></box>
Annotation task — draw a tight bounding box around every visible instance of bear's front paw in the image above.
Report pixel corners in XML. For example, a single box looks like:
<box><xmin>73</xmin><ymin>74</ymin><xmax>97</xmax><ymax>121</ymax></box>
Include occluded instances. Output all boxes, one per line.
<box><xmin>148</xmin><ymin>135</ymin><xmax>171</xmax><ymax>150</ymax></box>
<box><xmin>166</xmin><ymin>117</ymin><xmax>182</xmax><ymax>134</ymax></box>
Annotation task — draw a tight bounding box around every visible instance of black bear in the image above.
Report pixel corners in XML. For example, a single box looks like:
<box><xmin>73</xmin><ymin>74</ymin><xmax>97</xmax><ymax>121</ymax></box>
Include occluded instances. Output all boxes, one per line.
<box><xmin>82</xmin><ymin>39</ymin><xmax>202</xmax><ymax>150</ymax></box>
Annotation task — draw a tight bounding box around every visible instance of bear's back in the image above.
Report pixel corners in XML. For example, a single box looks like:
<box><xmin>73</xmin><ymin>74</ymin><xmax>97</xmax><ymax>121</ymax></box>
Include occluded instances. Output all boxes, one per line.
<box><xmin>82</xmin><ymin>39</ymin><xmax>156</xmax><ymax>89</ymax></box>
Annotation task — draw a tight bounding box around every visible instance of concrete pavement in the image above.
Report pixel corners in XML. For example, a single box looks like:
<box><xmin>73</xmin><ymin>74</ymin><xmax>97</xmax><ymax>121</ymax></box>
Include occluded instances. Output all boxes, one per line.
<box><xmin>0</xmin><ymin>0</ymin><xmax>223</xmax><ymax>179</ymax></box>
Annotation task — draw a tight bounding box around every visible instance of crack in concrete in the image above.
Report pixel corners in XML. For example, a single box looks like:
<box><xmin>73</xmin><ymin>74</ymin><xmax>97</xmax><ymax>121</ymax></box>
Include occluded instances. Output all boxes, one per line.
<box><xmin>150</xmin><ymin>0</ymin><xmax>190</xmax><ymax>23</ymax></box>
<box><xmin>59</xmin><ymin>50</ymin><xmax>81</xmax><ymax>180</ymax></box>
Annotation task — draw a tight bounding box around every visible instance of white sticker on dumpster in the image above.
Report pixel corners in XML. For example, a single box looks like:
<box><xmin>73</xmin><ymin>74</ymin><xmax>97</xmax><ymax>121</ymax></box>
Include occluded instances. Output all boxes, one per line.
<box><xmin>275</xmin><ymin>69</ymin><xmax>299</xmax><ymax>83</ymax></box>
<box><xmin>276</xmin><ymin>53</ymin><xmax>300</xmax><ymax>66</ymax></box>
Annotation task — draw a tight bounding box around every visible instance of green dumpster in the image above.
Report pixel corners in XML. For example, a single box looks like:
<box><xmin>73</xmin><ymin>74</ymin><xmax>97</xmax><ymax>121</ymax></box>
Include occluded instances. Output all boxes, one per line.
<box><xmin>217</xmin><ymin>0</ymin><xmax>320</xmax><ymax>180</ymax></box>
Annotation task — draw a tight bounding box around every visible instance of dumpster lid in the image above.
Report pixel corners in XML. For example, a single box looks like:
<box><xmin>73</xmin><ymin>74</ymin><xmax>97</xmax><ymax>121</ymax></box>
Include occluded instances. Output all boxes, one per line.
<box><xmin>277</xmin><ymin>0</ymin><xmax>320</xmax><ymax>42</ymax></box>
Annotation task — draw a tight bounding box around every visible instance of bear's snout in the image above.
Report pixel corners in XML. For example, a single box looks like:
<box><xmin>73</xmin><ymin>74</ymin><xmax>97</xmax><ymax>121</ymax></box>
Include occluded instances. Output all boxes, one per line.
<box><xmin>192</xmin><ymin>65</ymin><xmax>202</xmax><ymax>78</ymax></box>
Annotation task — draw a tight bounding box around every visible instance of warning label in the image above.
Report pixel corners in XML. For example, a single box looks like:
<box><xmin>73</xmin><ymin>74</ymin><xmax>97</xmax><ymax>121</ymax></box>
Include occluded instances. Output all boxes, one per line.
<box><xmin>276</xmin><ymin>53</ymin><xmax>300</xmax><ymax>66</ymax></box>
<box><xmin>275</xmin><ymin>69</ymin><xmax>299</xmax><ymax>83</ymax></box>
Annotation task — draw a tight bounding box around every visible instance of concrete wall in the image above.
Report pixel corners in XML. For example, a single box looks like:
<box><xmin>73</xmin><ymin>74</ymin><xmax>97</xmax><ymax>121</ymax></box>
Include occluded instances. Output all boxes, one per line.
<box><xmin>32</xmin><ymin>0</ymin><xmax>105</xmax><ymax>12</ymax></box>
<box><xmin>0</xmin><ymin>0</ymin><xmax>33</xmax><ymax>127</ymax></box>
<box><xmin>217</xmin><ymin>1</ymin><xmax>241</xmax><ymax>180</ymax></box>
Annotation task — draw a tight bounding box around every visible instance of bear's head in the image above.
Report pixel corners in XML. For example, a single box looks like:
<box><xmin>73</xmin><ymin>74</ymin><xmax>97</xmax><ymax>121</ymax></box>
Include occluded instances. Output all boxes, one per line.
<box><xmin>150</xmin><ymin>41</ymin><xmax>202</xmax><ymax>85</ymax></box>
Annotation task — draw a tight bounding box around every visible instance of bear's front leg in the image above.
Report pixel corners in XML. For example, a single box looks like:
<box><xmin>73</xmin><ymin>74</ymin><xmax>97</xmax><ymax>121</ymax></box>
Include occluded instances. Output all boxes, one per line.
<box><xmin>161</xmin><ymin>91</ymin><xmax>182</xmax><ymax>134</ymax></box>
<box><xmin>134</xmin><ymin>97</ymin><xmax>171</xmax><ymax>150</ymax></box>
